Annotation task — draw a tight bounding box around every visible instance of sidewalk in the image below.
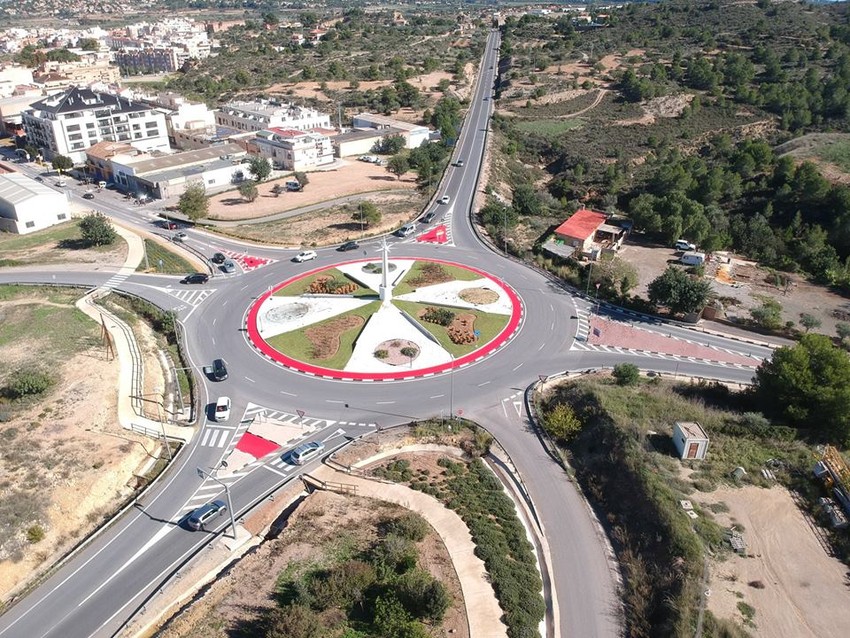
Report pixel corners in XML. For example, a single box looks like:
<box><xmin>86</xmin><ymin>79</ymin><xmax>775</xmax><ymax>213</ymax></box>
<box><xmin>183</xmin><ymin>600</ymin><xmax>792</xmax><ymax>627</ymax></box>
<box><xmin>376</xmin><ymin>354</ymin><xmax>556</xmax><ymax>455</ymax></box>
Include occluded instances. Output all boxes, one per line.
<box><xmin>310</xmin><ymin>463</ymin><xmax>508</xmax><ymax>638</ymax></box>
<box><xmin>75</xmin><ymin>223</ymin><xmax>194</xmax><ymax>443</ymax></box>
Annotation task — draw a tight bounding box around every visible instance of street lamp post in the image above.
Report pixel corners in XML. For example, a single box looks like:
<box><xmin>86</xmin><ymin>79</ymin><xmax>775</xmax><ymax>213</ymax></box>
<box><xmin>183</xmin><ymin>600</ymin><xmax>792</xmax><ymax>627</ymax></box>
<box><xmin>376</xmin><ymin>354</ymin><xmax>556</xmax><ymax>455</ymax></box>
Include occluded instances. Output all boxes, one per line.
<box><xmin>449</xmin><ymin>354</ymin><xmax>455</xmax><ymax>422</ymax></box>
<box><xmin>585</xmin><ymin>260</ymin><xmax>594</xmax><ymax>296</ymax></box>
<box><xmin>196</xmin><ymin>467</ymin><xmax>237</xmax><ymax>539</ymax></box>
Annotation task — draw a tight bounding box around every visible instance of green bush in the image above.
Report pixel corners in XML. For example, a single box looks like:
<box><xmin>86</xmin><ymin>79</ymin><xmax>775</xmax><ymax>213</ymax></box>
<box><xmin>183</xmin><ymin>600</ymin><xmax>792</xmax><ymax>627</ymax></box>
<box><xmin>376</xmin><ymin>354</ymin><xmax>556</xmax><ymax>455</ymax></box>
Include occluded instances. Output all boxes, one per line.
<box><xmin>543</xmin><ymin>403</ymin><xmax>583</xmax><ymax>443</ymax></box>
<box><xmin>422</xmin><ymin>307</ymin><xmax>455</xmax><ymax>326</ymax></box>
<box><xmin>375</xmin><ymin>349</ymin><xmax>389</xmax><ymax>359</ymax></box>
<box><xmin>396</xmin><ymin>569</ymin><xmax>450</xmax><ymax>623</ymax></box>
<box><xmin>400</xmin><ymin>346</ymin><xmax>418</xmax><ymax>358</ymax></box>
<box><xmin>78</xmin><ymin>212</ymin><xmax>117</xmax><ymax>246</ymax></box>
<box><xmin>371</xmin><ymin>534</ymin><xmax>418</xmax><ymax>578</ymax></box>
<box><xmin>5</xmin><ymin>368</ymin><xmax>54</xmax><ymax>399</ymax></box>
<box><xmin>613</xmin><ymin>363</ymin><xmax>641</xmax><ymax>386</ymax></box>
<box><xmin>385</xmin><ymin>512</ymin><xmax>430</xmax><ymax>542</ymax></box>
<box><xmin>26</xmin><ymin>524</ymin><xmax>45</xmax><ymax>543</ymax></box>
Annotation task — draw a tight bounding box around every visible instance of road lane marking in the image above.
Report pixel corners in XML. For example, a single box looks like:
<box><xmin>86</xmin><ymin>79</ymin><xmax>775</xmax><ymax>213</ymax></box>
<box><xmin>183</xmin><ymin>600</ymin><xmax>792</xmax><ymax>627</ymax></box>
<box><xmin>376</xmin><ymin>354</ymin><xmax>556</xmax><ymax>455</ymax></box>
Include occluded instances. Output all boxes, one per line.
<box><xmin>375</xmin><ymin>401</ymin><xmax>395</xmax><ymax>405</ymax></box>
<box><xmin>280</xmin><ymin>390</ymin><xmax>297</xmax><ymax>396</ymax></box>
<box><xmin>477</xmin><ymin>381</ymin><xmax>491</xmax><ymax>387</ymax></box>
<box><xmin>513</xmin><ymin>363</ymin><xmax>523</xmax><ymax>371</ymax></box>
<box><xmin>429</xmin><ymin>394</ymin><xmax>445</xmax><ymax>399</ymax></box>
<box><xmin>245</xmin><ymin>376</ymin><xmax>255</xmax><ymax>383</ymax></box>
<box><xmin>263</xmin><ymin>464</ymin><xmax>290</xmax><ymax>478</ymax></box>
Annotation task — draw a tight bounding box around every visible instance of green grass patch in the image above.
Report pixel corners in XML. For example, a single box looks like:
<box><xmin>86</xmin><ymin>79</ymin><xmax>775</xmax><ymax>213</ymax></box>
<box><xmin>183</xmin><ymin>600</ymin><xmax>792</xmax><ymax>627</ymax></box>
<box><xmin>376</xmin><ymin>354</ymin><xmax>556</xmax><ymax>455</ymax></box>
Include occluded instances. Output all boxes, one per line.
<box><xmin>816</xmin><ymin>140</ymin><xmax>850</xmax><ymax>173</ymax></box>
<box><xmin>266</xmin><ymin>301</ymin><xmax>380</xmax><ymax>369</ymax></box>
<box><xmin>392</xmin><ymin>299</ymin><xmax>509</xmax><ymax>357</ymax></box>
<box><xmin>514</xmin><ymin>118</ymin><xmax>584</xmax><ymax>136</ymax></box>
<box><xmin>393</xmin><ymin>260</ymin><xmax>481</xmax><ymax>295</ymax></box>
<box><xmin>274</xmin><ymin>267</ymin><xmax>375</xmax><ymax>298</ymax></box>
<box><xmin>0</xmin><ymin>220</ymin><xmax>80</xmax><ymax>252</ymax></box>
<box><xmin>138</xmin><ymin>239</ymin><xmax>195</xmax><ymax>275</ymax></box>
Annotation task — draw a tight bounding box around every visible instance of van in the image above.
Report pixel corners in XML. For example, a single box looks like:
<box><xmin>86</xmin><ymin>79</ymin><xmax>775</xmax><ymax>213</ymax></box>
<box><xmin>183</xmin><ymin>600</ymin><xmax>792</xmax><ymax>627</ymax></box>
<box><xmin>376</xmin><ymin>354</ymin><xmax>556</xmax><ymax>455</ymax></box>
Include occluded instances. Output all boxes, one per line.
<box><xmin>395</xmin><ymin>223</ymin><xmax>416</xmax><ymax>237</ymax></box>
<box><xmin>680</xmin><ymin>251</ymin><xmax>706</xmax><ymax>267</ymax></box>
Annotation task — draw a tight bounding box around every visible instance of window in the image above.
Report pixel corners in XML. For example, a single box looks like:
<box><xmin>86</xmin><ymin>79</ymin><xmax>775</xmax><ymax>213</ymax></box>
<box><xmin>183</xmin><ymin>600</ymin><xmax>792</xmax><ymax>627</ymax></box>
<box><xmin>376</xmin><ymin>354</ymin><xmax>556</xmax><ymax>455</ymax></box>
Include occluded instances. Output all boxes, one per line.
<box><xmin>67</xmin><ymin>124</ymin><xmax>80</xmax><ymax>132</ymax></box>
<box><xmin>132</xmin><ymin>124</ymin><xmax>140</xmax><ymax>130</ymax></box>
<box><xmin>68</xmin><ymin>133</ymin><xmax>82</xmax><ymax>141</ymax></box>
<box><xmin>25</xmin><ymin>221</ymin><xmax>35</xmax><ymax>228</ymax></box>
<box><xmin>57</xmin><ymin>214</ymin><xmax>67</xmax><ymax>220</ymax></box>
<box><xmin>207</xmin><ymin>179</ymin><xmax>215</xmax><ymax>185</ymax></box>
<box><xmin>86</xmin><ymin>122</ymin><xmax>95</xmax><ymax>129</ymax></box>
<box><xmin>134</xmin><ymin>133</ymin><xmax>142</xmax><ymax>139</ymax></box>
<box><xmin>71</xmin><ymin>142</ymin><xmax>84</xmax><ymax>150</ymax></box>
<box><xmin>147</xmin><ymin>129</ymin><xmax>159</xmax><ymax>137</ymax></box>
<box><xmin>145</xmin><ymin>121</ymin><xmax>158</xmax><ymax>129</ymax></box>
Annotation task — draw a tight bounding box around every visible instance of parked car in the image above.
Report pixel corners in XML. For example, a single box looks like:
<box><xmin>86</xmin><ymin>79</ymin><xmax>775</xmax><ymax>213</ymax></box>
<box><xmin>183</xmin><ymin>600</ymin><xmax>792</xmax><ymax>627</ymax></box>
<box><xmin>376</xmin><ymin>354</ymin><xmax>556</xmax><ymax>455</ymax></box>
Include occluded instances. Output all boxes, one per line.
<box><xmin>161</xmin><ymin>220</ymin><xmax>179</xmax><ymax>230</ymax></box>
<box><xmin>186</xmin><ymin>500</ymin><xmax>227</xmax><ymax>531</ymax></box>
<box><xmin>214</xmin><ymin>396</ymin><xmax>231</xmax><ymax>422</ymax></box>
<box><xmin>55</xmin><ymin>179</ymin><xmax>67</xmax><ymax>187</ymax></box>
<box><xmin>211</xmin><ymin>358</ymin><xmax>228</xmax><ymax>381</ymax></box>
<box><xmin>293</xmin><ymin>250</ymin><xmax>318</xmax><ymax>262</ymax></box>
<box><xmin>420</xmin><ymin>211</ymin><xmax>437</xmax><ymax>224</ymax></box>
<box><xmin>454</xmin><ymin>159</ymin><xmax>465</xmax><ymax>167</ymax></box>
<box><xmin>222</xmin><ymin>259</ymin><xmax>237</xmax><ymax>273</ymax></box>
<box><xmin>395</xmin><ymin>223</ymin><xmax>416</xmax><ymax>237</ymax></box>
<box><xmin>290</xmin><ymin>441</ymin><xmax>326</xmax><ymax>465</ymax></box>
<box><xmin>82</xmin><ymin>192</ymin><xmax>95</xmax><ymax>200</ymax></box>
<box><xmin>211</xmin><ymin>252</ymin><xmax>227</xmax><ymax>264</ymax></box>
<box><xmin>182</xmin><ymin>273</ymin><xmax>209</xmax><ymax>285</ymax></box>
<box><xmin>675</xmin><ymin>239</ymin><xmax>696</xmax><ymax>251</ymax></box>
<box><xmin>172</xmin><ymin>232</ymin><xmax>188</xmax><ymax>242</ymax></box>
<box><xmin>338</xmin><ymin>241</ymin><xmax>360</xmax><ymax>252</ymax></box>
<box><xmin>438</xmin><ymin>195</ymin><xmax>450</xmax><ymax>205</ymax></box>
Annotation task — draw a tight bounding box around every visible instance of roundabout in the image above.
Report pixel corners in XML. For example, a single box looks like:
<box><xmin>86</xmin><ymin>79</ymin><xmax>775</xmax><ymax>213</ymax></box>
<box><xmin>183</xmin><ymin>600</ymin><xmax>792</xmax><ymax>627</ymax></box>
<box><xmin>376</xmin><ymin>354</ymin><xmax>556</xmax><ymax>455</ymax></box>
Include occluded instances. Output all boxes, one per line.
<box><xmin>246</xmin><ymin>249</ymin><xmax>523</xmax><ymax>381</ymax></box>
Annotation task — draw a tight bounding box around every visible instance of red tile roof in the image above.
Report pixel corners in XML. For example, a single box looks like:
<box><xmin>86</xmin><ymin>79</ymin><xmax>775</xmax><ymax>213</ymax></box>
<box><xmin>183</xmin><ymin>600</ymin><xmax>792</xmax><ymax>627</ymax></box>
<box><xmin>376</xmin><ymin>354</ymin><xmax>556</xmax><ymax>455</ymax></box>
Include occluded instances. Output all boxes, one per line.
<box><xmin>553</xmin><ymin>208</ymin><xmax>607</xmax><ymax>241</ymax></box>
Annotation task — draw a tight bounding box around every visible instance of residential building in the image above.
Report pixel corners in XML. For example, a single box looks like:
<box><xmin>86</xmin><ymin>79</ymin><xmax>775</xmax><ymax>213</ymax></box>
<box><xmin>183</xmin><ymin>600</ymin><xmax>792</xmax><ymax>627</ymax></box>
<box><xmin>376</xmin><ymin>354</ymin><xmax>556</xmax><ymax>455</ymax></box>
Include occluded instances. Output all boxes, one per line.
<box><xmin>550</xmin><ymin>208</ymin><xmax>626</xmax><ymax>260</ymax></box>
<box><xmin>252</xmin><ymin>128</ymin><xmax>334</xmax><ymax>171</ymax></box>
<box><xmin>0</xmin><ymin>65</ymin><xmax>34</xmax><ymax>99</ymax></box>
<box><xmin>108</xmin><ymin>142</ymin><xmax>247</xmax><ymax>199</ymax></box>
<box><xmin>672</xmin><ymin>422</ymin><xmax>709</xmax><ymax>461</ymax></box>
<box><xmin>351</xmin><ymin>113</ymin><xmax>430</xmax><ymax>149</ymax></box>
<box><xmin>215</xmin><ymin>100</ymin><xmax>331</xmax><ymax>134</ymax></box>
<box><xmin>36</xmin><ymin>53</ymin><xmax>120</xmax><ymax>86</ymax></box>
<box><xmin>0</xmin><ymin>172</ymin><xmax>70</xmax><ymax>234</ymax></box>
<box><xmin>0</xmin><ymin>88</ymin><xmax>42</xmax><ymax>135</ymax></box>
<box><xmin>113</xmin><ymin>47</ymin><xmax>180</xmax><ymax>74</ymax></box>
<box><xmin>22</xmin><ymin>86</ymin><xmax>170</xmax><ymax>163</ymax></box>
<box><xmin>84</xmin><ymin>140</ymin><xmax>140</xmax><ymax>183</ymax></box>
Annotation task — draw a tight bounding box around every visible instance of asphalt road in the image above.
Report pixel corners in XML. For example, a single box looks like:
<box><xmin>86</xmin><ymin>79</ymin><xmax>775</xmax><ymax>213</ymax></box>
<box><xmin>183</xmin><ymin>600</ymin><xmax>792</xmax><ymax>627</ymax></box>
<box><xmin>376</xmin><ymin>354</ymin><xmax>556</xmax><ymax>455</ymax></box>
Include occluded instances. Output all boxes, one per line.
<box><xmin>0</xmin><ymin>29</ymin><xmax>767</xmax><ymax>638</ymax></box>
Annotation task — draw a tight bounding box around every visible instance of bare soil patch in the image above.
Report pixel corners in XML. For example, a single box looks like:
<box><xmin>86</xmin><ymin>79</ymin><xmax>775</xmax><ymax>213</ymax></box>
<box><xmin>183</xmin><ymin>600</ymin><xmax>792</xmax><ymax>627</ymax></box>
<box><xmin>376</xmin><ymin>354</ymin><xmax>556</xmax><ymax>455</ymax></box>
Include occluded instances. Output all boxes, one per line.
<box><xmin>459</xmin><ymin>287</ymin><xmax>499</xmax><ymax>305</ymax></box>
<box><xmin>206</xmin><ymin>160</ymin><xmax>416</xmax><ymax>222</ymax></box>
<box><xmin>700</xmin><ymin>486</ymin><xmax>850</xmax><ymax>637</ymax></box>
<box><xmin>375</xmin><ymin>339</ymin><xmax>420</xmax><ymax>366</ymax></box>
<box><xmin>408</xmin><ymin>262</ymin><xmax>453</xmax><ymax>287</ymax></box>
<box><xmin>158</xmin><ymin>490</ymin><xmax>469</xmax><ymax>638</ymax></box>
<box><xmin>305</xmin><ymin>315</ymin><xmax>364</xmax><ymax>359</ymax></box>
<box><xmin>447</xmin><ymin>312</ymin><xmax>477</xmax><ymax>345</ymax></box>
<box><xmin>0</xmin><ymin>292</ymin><xmax>150</xmax><ymax>599</ymax></box>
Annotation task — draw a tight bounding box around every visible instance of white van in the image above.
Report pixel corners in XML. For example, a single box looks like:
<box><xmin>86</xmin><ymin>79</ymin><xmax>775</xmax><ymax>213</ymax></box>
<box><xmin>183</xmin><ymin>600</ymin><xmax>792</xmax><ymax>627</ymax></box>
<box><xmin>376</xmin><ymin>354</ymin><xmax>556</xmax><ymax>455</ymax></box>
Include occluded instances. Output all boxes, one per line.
<box><xmin>395</xmin><ymin>223</ymin><xmax>416</xmax><ymax>237</ymax></box>
<box><xmin>680</xmin><ymin>251</ymin><xmax>706</xmax><ymax>267</ymax></box>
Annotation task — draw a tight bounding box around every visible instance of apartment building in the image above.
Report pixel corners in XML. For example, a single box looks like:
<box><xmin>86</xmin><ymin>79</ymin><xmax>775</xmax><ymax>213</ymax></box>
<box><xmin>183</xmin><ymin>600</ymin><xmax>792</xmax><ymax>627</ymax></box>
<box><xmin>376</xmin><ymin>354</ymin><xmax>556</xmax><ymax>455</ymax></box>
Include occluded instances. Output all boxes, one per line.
<box><xmin>113</xmin><ymin>47</ymin><xmax>180</xmax><ymax>74</ymax></box>
<box><xmin>352</xmin><ymin>113</ymin><xmax>430</xmax><ymax>149</ymax></box>
<box><xmin>215</xmin><ymin>100</ymin><xmax>331</xmax><ymax>134</ymax></box>
<box><xmin>252</xmin><ymin>128</ymin><xmax>334</xmax><ymax>171</ymax></box>
<box><xmin>22</xmin><ymin>86</ymin><xmax>169</xmax><ymax>163</ymax></box>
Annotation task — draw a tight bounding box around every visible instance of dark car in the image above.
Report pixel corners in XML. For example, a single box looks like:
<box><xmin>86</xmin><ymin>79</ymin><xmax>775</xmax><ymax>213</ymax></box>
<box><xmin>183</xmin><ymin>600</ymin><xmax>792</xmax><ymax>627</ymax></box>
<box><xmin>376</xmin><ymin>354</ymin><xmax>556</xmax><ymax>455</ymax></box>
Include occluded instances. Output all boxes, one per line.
<box><xmin>161</xmin><ymin>220</ymin><xmax>178</xmax><ymax>230</ymax></box>
<box><xmin>338</xmin><ymin>241</ymin><xmax>360</xmax><ymax>252</ymax></box>
<box><xmin>211</xmin><ymin>358</ymin><xmax>228</xmax><ymax>381</ymax></box>
<box><xmin>82</xmin><ymin>192</ymin><xmax>95</xmax><ymax>200</ymax></box>
<box><xmin>186</xmin><ymin>500</ymin><xmax>227</xmax><ymax>531</ymax></box>
<box><xmin>211</xmin><ymin>252</ymin><xmax>227</xmax><ymax>264</ymax></box>
<box><xmin>420</xmin><ymin>211</ymin><xmax>437</xmax><ymax>224</ymax></box>
<box><xmin>182</xmin><ymin>273</ymin><xmax>209</xmax><ymax>285</ymax></box>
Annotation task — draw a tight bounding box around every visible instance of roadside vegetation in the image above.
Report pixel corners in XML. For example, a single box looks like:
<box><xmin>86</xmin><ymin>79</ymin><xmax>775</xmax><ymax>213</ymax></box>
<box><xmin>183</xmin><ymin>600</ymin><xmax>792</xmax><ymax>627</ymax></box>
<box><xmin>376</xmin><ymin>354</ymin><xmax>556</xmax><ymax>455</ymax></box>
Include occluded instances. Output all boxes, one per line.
<box><xmin>537</xmin><ymin>356</ymin><xmax>850</xmax><ymax>637</ymax></box>
<box><xmin>137</xmin><ymin>239</ymin><xmax>195</xmax><ymax>275</ymax></box>
<box><xmin>370</xmin><ymin>422</ymin><xmax>545</xmax><ymax>638</ymax></box>
<box><xmin>0</xmin><ymin>219</ymin><xmax>125</xmax><ymax>268</ymax></box>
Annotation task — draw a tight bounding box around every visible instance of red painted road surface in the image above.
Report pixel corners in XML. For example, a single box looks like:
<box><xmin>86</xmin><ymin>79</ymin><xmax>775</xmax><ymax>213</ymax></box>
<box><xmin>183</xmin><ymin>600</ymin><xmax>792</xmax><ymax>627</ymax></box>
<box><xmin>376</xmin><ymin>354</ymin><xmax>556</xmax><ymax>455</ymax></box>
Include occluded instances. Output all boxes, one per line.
<box><xmin>416</xmin><ymin>224</ymin><xmax>449</xmax><ymax>244</ymax></box>
<box><xmin>235</xmin><ymin>431</ymin><xmax>280</xmax><ymax>457</ymax></box>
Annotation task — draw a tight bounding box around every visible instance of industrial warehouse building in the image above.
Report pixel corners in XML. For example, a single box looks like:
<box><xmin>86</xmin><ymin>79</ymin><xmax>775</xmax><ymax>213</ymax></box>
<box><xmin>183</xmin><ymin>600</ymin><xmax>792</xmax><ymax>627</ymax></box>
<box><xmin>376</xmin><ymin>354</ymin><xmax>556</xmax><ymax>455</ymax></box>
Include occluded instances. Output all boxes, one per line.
<box><xmin>0</xmin><ymin>172</ymin><xmax>71</xmax><ymax>234</ymax></box>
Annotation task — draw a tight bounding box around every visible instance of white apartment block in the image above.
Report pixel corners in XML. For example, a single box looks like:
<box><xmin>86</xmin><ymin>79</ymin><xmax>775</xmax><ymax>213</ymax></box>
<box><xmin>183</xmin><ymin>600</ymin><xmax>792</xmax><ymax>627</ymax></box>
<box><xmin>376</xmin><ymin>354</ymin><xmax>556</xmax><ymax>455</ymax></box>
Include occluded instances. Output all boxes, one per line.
<box><xmin>0</xmin><ymin>65</ymin><xmax>34</xmax><ymax>99</ymax></box>
<box><xmin>252</xmin><ymin>128</ymin><xmax>334</xmax><ymax>171</ymax></box>
<box><xmin>215</xmin><ymin>100</ymin><xmax>331</xmax><ymax>134</ymax></box>
<box><xmin>22</xmin><ymin>86</ymin><xmax>170</xmax><ymax>164</ymax></box>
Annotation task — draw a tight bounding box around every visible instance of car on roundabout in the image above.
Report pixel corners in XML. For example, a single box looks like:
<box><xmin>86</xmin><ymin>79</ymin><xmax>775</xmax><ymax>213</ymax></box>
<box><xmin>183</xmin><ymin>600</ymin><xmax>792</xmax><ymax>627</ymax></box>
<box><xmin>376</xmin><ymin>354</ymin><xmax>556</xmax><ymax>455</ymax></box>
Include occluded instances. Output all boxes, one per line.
<box><xmin>293</xmin><ymin>250</ymin><xmax>318</xmax><ymax>263</ymax></box>
<box><xmin>211</xmin><ymin>252</ymin><xmax>227</xmax><ymax>264</ymax></box>
<box><xmin>186</xmin><ymin>500</ymin><xmax>227</xmax><ymax>531</ymax></box>
<box><xmin>421</xmin><ymin>211</ymin><xmax>437</xmax><ymax>224</ymax></box>
<box><xmin>338</xmin><ymin>241</ymin><xmax>360</xmax><ymax>252</ymax></box>
<box><xmin>82</xmin><ymin>192</ymin><xmax>95</xmax><ymax>200</ymax></box>
<box><xmin>222</xmin><ymin>259</ymin><xmax>237</xmax><ymax>273</ymax></box>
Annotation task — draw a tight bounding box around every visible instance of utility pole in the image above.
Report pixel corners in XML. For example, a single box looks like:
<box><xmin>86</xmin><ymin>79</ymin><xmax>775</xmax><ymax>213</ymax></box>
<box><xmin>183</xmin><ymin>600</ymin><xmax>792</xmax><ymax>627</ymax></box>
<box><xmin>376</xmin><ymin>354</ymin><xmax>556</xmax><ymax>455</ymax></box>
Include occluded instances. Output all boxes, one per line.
<box><xmin>449</xmin><ymin>354</ymin><xmax>455</xmax><ymax>421</ymax></box>
<box><xmin>196</xmin><ymin>467</ymin><xmax>237</xmax><ymax>539</ymax></box>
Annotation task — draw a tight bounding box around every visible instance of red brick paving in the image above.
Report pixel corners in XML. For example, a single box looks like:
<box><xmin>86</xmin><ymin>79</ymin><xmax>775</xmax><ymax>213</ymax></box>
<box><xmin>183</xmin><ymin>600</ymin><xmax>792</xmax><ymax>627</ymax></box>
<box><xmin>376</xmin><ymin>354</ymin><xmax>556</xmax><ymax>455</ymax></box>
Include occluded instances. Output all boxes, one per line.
<box><xmin>588</xmin><ymin>316</ymin><xmax>759</xmax><ymax>367</ymax></box>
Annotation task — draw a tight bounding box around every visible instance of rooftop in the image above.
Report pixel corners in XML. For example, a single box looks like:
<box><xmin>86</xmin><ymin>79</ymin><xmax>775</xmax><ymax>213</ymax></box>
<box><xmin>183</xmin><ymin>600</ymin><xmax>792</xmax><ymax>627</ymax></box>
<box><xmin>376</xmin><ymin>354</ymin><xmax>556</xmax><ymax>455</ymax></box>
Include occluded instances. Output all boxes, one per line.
<box><xmin>675</xmin><ymin>421</ymin><xmax>709</xmax><ymax>440</ymax></box>
<box><xmin>140</xmin><ymin>156</ymin><xmax>241</xmax><ymax>184</ymax></box>
<box><xmin>553</xmin><ymin>208</ymin><xmax>608</xmax><ymax>241</ymax></box>
<box><xmin>0</xmin><ymin>172</ymin><xmax>63</xmax><ymax>206</ymax></box>
<box><xmin>334</xmin><ymin>127</ymin><xmax>403</xmax><ymax>143</ymax></box>
<box><xmin>28</xmin><ymin>86</ymin><xmax>151</xmax><ymax>115</ymax></box>
<box><xmin>85</xmin><ymin>140</ymin><xmax>137</xmax><ymax>161</ymax></box>
<box><xmin>354</xmin><ymin>112</ymin><xmax>428</xmax><ymax>133</ymax></box>
<box><xmin>123</xmin><ymin>142</ymin><xmax>246</xmax><ymax>175</ymax></box>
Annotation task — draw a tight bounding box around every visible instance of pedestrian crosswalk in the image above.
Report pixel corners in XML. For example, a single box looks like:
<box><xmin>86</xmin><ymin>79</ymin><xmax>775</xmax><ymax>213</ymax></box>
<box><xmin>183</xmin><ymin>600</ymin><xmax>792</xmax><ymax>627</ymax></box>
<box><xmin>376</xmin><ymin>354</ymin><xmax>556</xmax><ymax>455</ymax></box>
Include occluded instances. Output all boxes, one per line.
<box><xmin>243</xmin><ymin>403</ymin><xmax>339</xmax><ymax>430</ymax></box>
<box><xmin>166</xmin><ymin>288</ymin><xmax>214</xmax><ymax>307</ymax></box>
<box><xmin>102</xmin><ymin>271</ymin><xmax>131</xmax><ymax>290</ymax></box>
<box><xmin>199</xmin><ymin>426</ymin><xmax>232</xmax><ymax>448</ymax></box>
<box><xmin>569</xmin><ymin>341</ymin><xmax>759</xmax><ymax>368</ymax></box>
<box><xmin>574</xmin><ymin>304</ymin><xmax>591</xmax><ymax>342</ymax></box>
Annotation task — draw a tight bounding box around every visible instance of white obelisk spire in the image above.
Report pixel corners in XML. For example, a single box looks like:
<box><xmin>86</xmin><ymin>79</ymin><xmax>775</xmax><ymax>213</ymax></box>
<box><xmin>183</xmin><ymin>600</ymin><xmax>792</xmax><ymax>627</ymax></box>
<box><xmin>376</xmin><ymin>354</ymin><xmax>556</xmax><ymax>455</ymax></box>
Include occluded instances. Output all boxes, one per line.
<box><xmin>379</xmin><ymin>237</ymin><xmax>392</xmax><ymax>307</ymax></box>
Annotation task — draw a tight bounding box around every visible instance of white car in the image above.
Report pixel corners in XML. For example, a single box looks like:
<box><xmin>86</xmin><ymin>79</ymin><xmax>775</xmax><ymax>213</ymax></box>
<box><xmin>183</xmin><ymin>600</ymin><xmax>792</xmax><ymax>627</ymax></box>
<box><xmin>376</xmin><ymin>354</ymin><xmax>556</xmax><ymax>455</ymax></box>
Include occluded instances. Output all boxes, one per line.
<box><xmin>438</xmin><ymin>195</ymin><xmax>450</xmax><ymax>205</ymax></box>
<box><xmin>214</xmin><ymin>396</ymin><xmax>231</xmax><ymax>422</ymax></box>
<box><xmin>172</xmin><ymin>232</ymin><xmax>188</xmax><ymax>242</ymax></box>
<box><xmin>675</xmin><ymin>239</ymin><xmax>696</xmax><ymax>251</ymax></box>
<box><xmin>293</xmin><ymin>250</ymin><xmax>318</xmax><ymax>263</ymax></box>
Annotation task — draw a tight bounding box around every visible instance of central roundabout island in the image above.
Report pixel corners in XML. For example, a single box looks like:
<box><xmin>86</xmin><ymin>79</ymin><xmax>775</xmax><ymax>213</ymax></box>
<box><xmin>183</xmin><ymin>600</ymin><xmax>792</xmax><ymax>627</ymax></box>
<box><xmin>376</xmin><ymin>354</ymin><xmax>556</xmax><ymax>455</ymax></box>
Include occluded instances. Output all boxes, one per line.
<box><xmin>246</xmin><ymin>248</ymin><xmax>523</xmax><ymax>381</ymax></box>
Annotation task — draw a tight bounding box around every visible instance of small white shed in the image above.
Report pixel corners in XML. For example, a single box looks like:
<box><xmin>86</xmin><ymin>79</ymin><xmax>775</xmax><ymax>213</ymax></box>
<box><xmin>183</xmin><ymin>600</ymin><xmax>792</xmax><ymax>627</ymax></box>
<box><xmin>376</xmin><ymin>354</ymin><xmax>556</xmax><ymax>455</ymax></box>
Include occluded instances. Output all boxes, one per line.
<box><xmin>0</xmin><ymin>172</ymin><xmax>70</xmax><ymax>234</ymax></box>
<box><xmin>673</xmin><ymin>421</ymin><xmax>709</xmax><ymax>460</ymax></box>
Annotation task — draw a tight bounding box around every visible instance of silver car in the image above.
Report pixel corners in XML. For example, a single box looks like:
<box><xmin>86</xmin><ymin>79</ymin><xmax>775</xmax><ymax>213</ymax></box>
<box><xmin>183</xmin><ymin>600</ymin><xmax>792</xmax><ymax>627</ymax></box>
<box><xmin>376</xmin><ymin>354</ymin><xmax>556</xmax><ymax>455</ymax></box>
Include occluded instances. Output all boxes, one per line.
<box><xmin>222</xmin><ymin>259</ymin><xmax>237</xmax><ymax>273</ymax></box>
<box><xmin>186</xmin><ymin>500</ymin><xmax>226</xmax><ymax>531</ymax></box>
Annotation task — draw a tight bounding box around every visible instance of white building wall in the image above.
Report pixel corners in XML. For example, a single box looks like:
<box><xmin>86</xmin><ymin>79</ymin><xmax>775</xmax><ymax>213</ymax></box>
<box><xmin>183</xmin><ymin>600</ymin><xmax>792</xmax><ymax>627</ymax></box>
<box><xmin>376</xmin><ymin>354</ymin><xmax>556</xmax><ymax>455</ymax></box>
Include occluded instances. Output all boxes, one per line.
<box><xmin>0</xmin><ymin>192</ymin><xmax>70</xmax><ymax>234</ymax></box>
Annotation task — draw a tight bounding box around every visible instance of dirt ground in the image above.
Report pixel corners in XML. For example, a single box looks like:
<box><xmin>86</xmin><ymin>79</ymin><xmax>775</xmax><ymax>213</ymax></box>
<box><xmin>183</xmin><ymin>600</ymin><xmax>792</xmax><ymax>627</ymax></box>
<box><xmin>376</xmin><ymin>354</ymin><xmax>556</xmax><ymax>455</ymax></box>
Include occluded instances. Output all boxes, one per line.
<box><xmin>158</xmin><ymin>491</ymin><xmax>469</xmax><ymax>638</ymax></box>
<box><xmin>618</xmin><ymin>237</ymin><xmax>850</xmax><ymax>338</ymax></box>
<box><xmin>206</xmin><ymin>159</ymin><xmax>416</xmax><ymax>222</ymax></box>
<box><xmin>0</xmin><ymin>220</ymin><xmax>127</xmax><ymax>270</ymax></box>
<box><xmin>699</xmin><ymin>486</ymin><xmax>850</xmax><ymax>637</ymax></box>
